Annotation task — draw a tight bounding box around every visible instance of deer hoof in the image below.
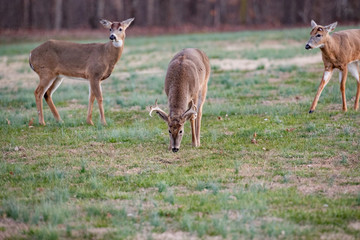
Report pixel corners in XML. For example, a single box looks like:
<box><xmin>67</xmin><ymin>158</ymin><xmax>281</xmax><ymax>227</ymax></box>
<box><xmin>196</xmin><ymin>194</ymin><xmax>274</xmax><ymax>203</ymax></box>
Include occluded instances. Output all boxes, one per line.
<box><xmin>86</xmin><ymin>120</ymin><xmax>94</xmax><ymax>125</ymax></box>
<box><xmin>308</xmin><ymin>110</ymin><xmax>314</xmax><ymax>114</ymax></box>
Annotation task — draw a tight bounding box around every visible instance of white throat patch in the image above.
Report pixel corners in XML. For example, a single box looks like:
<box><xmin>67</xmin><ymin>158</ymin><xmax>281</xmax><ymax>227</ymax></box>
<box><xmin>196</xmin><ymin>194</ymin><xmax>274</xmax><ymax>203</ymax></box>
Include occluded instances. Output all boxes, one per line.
<box><xmin>112</xmin><ymin>39</ymin><xmax>123</xmax><ymax>48</ymax></box>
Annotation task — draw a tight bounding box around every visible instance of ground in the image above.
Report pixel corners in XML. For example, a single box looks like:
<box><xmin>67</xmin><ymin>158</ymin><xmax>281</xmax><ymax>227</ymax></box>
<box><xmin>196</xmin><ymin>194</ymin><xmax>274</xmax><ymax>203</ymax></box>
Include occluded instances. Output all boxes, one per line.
<box><xmin>0</xmin><ymin>26</ymin><xmax>359</xmax><ymax>239</ymax></box>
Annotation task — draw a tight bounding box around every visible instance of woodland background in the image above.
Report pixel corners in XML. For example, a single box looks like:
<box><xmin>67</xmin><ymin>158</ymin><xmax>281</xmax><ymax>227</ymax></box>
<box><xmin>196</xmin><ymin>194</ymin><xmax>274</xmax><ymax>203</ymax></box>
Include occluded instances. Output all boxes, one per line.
<box><xmin>1</xmin><ymin>0</ymin><xmax>360</xmax><ymax>31</ymax></box>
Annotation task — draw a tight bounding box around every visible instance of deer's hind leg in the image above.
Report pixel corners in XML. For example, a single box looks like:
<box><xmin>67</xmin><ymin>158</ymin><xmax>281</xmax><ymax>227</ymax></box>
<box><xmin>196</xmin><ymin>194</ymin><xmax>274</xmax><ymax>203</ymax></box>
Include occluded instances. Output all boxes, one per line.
<box><xmin>355</xmin><ymin>81</ymin><xmax>360</xmax><ymax>111</ymax></box>
<box><xmin>44</xmin><ymin>76</ymin><xmax>63</xmax><ymax>122</ymax></box>
<box><xmin>34</xmin><ymin>72</ymin><xmax>57</xmax><ymax>125</ymax></box>
<box><xmin>348</xmin><ymin>61</ymin><xmax>360</xmax><ymax>110</ymax></box>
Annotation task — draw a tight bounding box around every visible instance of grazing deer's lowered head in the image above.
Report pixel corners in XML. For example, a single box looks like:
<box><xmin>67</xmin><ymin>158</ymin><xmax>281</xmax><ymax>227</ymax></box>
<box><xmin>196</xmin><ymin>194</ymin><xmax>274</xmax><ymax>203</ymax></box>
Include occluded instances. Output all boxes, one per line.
<box><xmin>149</xmin><ymin>48</ymin><xmax>210</xmax><ymax>152</ymax></box>
<box><xmin>304</xmin><ymin>20</ymin><xmax>360</xmax><ymax>113</ymax></box>
<box><xmin>150</xmin><ymin>100</ymin><xmax>197</xmax><ymax>152</ymax></box>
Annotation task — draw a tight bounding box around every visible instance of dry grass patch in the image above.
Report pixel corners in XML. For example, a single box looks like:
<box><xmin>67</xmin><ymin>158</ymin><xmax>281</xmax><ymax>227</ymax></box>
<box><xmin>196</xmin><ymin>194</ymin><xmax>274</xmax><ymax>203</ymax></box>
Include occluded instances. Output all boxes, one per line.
<box><xmin>211</xmin><ymin>54</ymin><xmax>322</xmax><ymax>71</ymax></box>
<box><xmin>0</xmin><ymin>218</ymin><xmax>29</xmax><ymax>239</ymax></box>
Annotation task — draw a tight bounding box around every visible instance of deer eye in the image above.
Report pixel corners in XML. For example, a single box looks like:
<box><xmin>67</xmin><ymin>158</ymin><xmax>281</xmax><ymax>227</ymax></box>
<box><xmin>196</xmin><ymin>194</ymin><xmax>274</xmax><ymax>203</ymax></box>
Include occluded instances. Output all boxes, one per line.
<box><xmin>179</xmin><ymin>130</ymin><xmax>183</xmax><ymax>134</ymax></box>
<box><xmin>109</xmin><ymin>29</ymin><xmax>112</xmax><ymax>32</ymax></box>
<box><xmin>168</xmin><ymin>130</ymin><xmax>171</xmax><ymax>134</ymax></box>
<box><xmin>316</xmin><ymin>34</ymin><xmax>321</xmax><ymax>37</ymax></box>
<box><xmin>119</xmin><ymin>28</ymin><xmax>122</xmax><ymax>31</ymax></box>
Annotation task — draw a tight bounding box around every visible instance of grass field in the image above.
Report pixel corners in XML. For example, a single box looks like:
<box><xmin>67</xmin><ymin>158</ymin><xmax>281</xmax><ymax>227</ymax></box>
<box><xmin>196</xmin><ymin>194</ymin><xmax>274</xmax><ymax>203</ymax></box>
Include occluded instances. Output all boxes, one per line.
<box><xmin>1</xmin><ymin>26</ymin><xmax>360</xmax><ymax>239</ymax></box>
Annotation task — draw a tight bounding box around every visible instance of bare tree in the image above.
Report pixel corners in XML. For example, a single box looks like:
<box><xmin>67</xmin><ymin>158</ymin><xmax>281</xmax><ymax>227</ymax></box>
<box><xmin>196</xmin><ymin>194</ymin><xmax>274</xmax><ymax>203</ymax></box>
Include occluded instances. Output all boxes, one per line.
<box><xmin>1</xmin><ymin>0</ymin><xmax>360</xmax><ymax>30</ymax></box>
<box><xmin>54</xmin><ymin>0</ymin><xmax>63</xmax><ymax>30</ymax></box>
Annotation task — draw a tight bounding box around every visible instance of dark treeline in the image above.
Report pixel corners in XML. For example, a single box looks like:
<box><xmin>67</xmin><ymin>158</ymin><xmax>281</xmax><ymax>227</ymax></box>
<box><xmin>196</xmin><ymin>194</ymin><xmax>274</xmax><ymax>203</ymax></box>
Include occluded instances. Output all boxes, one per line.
<box><xmin>1</xmin><ymin>0</ymin><xmax>360</xmax><ymax>30</ymax></box>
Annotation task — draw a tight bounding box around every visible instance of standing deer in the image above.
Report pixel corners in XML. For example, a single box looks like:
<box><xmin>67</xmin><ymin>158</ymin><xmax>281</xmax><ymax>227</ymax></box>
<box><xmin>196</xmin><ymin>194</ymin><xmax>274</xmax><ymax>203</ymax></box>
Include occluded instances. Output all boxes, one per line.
<box><xmin>29</xmin><ymin>18</ymin><xmax>134</xmax><ymax>125</ymax></box>
<box><xmin>149</xmin><ymin>48</ymin><xmax>210</xmax><ymax>152</ymax></box>
<box><xmin>305</xmin><ymin>20</ymin><xmax>360</xmax><ymax>113</ymax></box>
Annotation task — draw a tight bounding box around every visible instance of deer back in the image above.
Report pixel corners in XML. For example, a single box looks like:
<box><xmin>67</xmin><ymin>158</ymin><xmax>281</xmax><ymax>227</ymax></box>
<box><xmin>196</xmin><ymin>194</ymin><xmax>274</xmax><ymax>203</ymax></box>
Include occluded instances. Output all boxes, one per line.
<box><xmin>165</xmin><ymin>48</ymin><xmax>210</xmax><ymax>115</ymax></box>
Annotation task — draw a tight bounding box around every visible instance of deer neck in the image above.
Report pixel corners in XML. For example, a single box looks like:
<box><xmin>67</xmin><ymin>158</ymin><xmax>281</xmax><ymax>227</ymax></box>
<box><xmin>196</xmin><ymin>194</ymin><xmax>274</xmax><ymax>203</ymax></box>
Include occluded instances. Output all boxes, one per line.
<box><xmin>168</xmin><ymin>97</ymin><xmax>189</xmax><ymax>119</ymax></box>
<box><xmin>320</xmin><ymin>35</ymin><xmax>340</xmax><ymax>65</ymax></box>
<box><xmin>105</xmin><ymin>41</ymin><xmax>123</xmax><ymax>64</ymax></box>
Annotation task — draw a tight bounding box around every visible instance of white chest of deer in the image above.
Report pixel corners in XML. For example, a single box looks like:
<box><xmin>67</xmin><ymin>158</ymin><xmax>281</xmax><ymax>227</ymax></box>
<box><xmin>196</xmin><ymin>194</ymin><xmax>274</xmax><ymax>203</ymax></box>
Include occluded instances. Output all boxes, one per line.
<box><xmin>305</xmin><ymin>20</ymin><xmax>360</xmax><ymax>112</ymax></box>
<box><xmin>29</xmin><ymin>18</ymin><xmax>134</xmax><ymax>125</ymax></box>
<box><xmin>150</xmin><ymin>48</ymin><xmax>210</xmax><ymax>152</ymax></box>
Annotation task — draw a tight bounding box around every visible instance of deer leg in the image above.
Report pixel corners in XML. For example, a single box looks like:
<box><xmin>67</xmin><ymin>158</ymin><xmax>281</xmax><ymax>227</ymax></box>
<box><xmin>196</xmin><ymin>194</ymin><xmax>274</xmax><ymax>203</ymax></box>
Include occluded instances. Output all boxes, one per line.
<box><xmin>347</xmin><ymin>61</ymin><xmax>360</xmax><ymax>110</ymax></box>
<box><xmin>190</xmin><ymin>116</ymin><xmax>198</xmax><ymax>147</ymax></box>
<box><xmin>44</xmin><ymin>76</ymin><xmax>63</xmax><ymax>122</ymax></box>
<box><xmin>340</xmin><ymin>67</ymin><xmax>348</xmax><ymax>112</ymax></box>
<box><xmin>86</xmin><ymin>84</ymin><xmax>96</xmax><ymax>125</ymax></box>
<box><xmin>196</xmin><ymin>86</ymin><xmax>207</xmax><ymax>147</ymax></box>
<box><xmin>309</xmin><ymin>70</ymin><xmax>333</xmax><ymax>113</ymax></box>
<box><xmin>355</xmin><ymin>81</ymin><xmax>360</xmax><ymax>111</ymax></box>
<box><xmin>195</xmin><ymin>108</ymin><xmax>202</xmax><ymax>147</ymax></box>
<box><xmin>90</xmin><ymin>80</ymin><xmax>107</xmax><ymax>125</ymax></box>
<box><xmin>34</xmin><ymin>73</ymin><xmax>56</xmax><ymax>125</ymax></box>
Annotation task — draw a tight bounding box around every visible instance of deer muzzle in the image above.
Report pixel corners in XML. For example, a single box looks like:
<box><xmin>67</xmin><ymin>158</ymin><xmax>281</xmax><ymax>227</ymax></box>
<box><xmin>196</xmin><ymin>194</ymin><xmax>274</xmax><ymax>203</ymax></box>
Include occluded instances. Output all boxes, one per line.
<box><xmin>305</xmin><ymin>44</ymin><xmax>312</xmax><ymax>50</ymax></box>
<box><xmin>109</xmin><ymin>34</ymin><xmax>116</xmax><ymax>41</ymax></box>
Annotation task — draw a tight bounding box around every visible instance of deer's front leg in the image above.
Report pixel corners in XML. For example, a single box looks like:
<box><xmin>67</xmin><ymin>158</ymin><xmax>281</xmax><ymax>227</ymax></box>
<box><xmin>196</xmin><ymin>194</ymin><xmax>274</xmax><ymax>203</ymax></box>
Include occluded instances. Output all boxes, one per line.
<box><xmin>90</xmin><ymin>80</ymin><xmax>107</xmax><ymax>125</ymax></box>
<box><xmin>309</xmin><ymin>69</ymin><xmax>333</xmax><ymax>113</ymax></box>
<box><xmin>340</xmin><ymin>67</ymin><xmax>348</xmax><ymax>112</ymax></box>
<box><xmin>190</xmin><ymin>116</ymin><xmax>198</xmax><ymax>147</ymax></box>
<box><xmin>196</xmin><ymin>86</ymin><xmax>207</xmax><ymax>147</ymax></box>
<box><xmin>86</xmin><ymin>85</ymin><xmax>96</xmax><ymax>125</ymax></box>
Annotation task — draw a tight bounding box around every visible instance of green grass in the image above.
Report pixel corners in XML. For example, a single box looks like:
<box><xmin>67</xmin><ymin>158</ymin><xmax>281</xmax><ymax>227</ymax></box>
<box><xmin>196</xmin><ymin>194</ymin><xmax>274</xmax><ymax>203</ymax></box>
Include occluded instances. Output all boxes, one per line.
<box><xmin>0</xmin><ymin>26</ymin><xmax>360</xmax><ymax>239</ymax></box>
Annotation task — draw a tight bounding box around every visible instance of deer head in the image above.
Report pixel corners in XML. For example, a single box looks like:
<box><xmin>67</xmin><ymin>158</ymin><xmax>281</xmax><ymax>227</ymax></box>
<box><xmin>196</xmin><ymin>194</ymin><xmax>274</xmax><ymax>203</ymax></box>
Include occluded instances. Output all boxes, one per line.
<box><xmin>305</xmin><ymin>20</ymin><xmax>337</xmax><ymax>50</ymax></box>
<box><xmin>149</xmin><ymin>99</ymin><xmax>197</xmax><ymax>152</ymax></box>
<box><xmin>100</xmin><ymin>18</ymin><xmax>134</xmax><ymax>48</ymax></box>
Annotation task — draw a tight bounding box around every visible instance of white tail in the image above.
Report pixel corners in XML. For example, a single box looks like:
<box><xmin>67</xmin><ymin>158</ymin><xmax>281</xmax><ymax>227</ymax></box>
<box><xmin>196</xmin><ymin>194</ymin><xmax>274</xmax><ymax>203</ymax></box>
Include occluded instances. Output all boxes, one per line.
<box><xmin>29</xmin><ymin>18</ymin><xmax>134</xmax><ymax>125</ymax></box>
<box><xmin>305</xmin><ymin>20</ymin><xmax>360</xmax><ymax>113</ymax></box>
<box><xmin>149</xmin><ymin>48</ymin><xmax>210</xmax><ymax>152</ymax></box>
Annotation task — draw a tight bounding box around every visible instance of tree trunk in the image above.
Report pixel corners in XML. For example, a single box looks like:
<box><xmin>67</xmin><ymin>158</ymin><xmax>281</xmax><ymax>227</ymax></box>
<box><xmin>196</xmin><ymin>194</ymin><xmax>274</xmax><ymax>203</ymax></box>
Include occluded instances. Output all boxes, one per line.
<box><xmin>54</xmin><ymin>0</ymin><xmax>62</xmax><ymax>30</ymax></box>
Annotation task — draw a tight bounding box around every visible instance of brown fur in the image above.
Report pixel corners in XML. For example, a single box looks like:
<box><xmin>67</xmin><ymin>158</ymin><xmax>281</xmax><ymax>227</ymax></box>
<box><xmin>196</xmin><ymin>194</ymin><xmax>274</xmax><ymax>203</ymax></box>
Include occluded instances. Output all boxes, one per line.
<box><xmin>29</xmin><ymin>18</ymin><xmax>134</xmax><ymax>125</ymax></box>
<box><xmin>150</xmin><ymin>48</ymin><xmax>210</xmax><ymax>151</ymax></box>
<box><xmin>306</xmin><ymin>21</ymin><xmax>360</xmax><ymax>112</ymax></box>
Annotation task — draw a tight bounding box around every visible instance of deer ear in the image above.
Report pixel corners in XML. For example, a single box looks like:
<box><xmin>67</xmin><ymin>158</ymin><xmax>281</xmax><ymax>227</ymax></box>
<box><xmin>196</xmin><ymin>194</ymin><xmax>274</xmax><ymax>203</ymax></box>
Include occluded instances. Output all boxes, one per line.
<box><xmin>182</xmin><ymin>100</ymin><xmax>197</xmax><ymax>121</ymax></box>
<box><xmin>155</xmin><ymin>111</ymin><xmax>169</xmax><ymax>122</ymax></box>
<box><xmin>182</xmin><ymin>110</ymin><xmax>197</xmax><ymax>121</ymax></box>
<box><xmin>121</xmin><ymin>18</ymin><xmax>135</xmax><ymax>30</ymax></box>
<box><xmin>100</xmin><ymin>19</ymin><xmax>112</xmax><ymax>29</ymax></box>
<box><xmin>311</xmin><ymin>20</ymin><xmax>317</xmax><ymax>28</ymax></box>
<box><xmin>325</xmin><ymin>22</ymin><xmax>337</xmax><ymax>33</ymax></box>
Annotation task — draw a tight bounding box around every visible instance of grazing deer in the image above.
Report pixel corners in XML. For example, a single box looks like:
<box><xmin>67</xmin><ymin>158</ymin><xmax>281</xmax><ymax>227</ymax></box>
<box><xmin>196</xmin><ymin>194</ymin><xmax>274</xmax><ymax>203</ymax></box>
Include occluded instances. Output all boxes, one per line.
<box><xmin>305</xmin><ymin>20</ymin><xmax>360</xmax><ymax>113</ymax></box>
<box><xmin>149</xmin><ymin>48</ymin><xmax>210</xmax><ymax>152</ymax></box>
<box><xmin>29</xmin><ymin>18</ymin><xmax>134</xmax><ymax>125</ymax></box>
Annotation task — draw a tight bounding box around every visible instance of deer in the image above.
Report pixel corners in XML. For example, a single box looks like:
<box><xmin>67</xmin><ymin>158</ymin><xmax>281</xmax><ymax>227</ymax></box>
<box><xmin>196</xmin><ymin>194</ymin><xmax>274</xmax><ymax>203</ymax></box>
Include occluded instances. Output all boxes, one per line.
<box><xmin>305</xmin><ymin>20</ymin><xmax>360</xmax><ymax>113</ymax></box>
<box><xmin>149</xmin><ymin>48</ymin><xmax>210</xmax><ymax>152</ymax></box>
<box><xmin>29</xmin><ymin>17</ymin><xmax>134</xmax><ymax>125</ymax></box>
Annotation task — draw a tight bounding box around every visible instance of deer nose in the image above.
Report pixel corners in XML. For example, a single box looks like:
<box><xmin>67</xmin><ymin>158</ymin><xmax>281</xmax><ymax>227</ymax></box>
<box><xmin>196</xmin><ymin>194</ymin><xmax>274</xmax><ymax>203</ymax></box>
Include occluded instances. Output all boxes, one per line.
<box><xmin>172</xmin><ymin>148</ymin><xmax>179</xmax><ymax>153</ymax></box>
<box><xmin>109</xmin><ymin>34</ymin><xmax>116</xmax><ymax>41</ymax></box>
<box><xmin>305</xmin><ymin>44</ymin><xmax>311</xmax><ymax>50</ymax></box>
